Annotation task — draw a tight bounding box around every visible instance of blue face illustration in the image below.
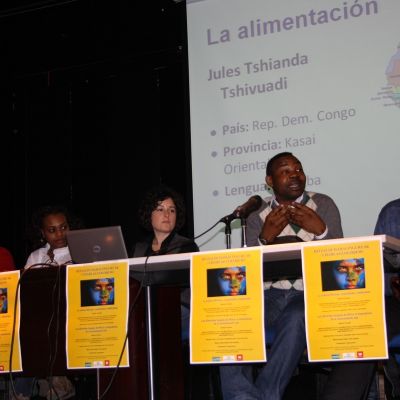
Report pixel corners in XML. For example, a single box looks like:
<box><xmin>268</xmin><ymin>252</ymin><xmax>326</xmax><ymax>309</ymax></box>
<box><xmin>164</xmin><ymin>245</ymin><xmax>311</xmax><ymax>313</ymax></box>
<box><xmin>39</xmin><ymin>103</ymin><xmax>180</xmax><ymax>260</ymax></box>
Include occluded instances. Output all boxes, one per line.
<box><xmin>0</xmin><ymin>288</ymin><xmax>7</xmax><ymax>313</ymax></box>
<box><xmin>333</xmin><ymin>259</ymin><xmax>365</xmax><ymax>289</ymax></box>
<box><xmin>218</xmin><ymin>267</ymin><xmax>246</xmax><ymax>296</ymax></box>
<box><xmin>89</xmin><ymin>278</ymin><xmax>114</xmax><ymax>305</ymax></box>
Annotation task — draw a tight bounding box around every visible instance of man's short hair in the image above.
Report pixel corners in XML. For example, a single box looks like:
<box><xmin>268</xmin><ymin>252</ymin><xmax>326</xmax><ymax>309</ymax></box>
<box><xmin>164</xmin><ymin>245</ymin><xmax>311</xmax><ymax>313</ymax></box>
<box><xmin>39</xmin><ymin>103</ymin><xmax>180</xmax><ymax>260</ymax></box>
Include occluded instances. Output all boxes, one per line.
<box><xmin>266</xmin><ymin>152</ymin><xmax>294</xmax><ymax>176</ymax></box>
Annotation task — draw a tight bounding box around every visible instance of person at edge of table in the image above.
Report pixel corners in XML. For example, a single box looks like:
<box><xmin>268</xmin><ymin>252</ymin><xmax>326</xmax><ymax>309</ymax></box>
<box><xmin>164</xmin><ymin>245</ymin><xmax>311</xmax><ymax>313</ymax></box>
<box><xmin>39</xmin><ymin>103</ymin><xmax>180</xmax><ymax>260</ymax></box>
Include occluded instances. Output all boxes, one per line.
<box><xmin>374</xmin><ymin>198</ymin><xmax>400</xmax><ymax>399</ymax></box>
<box><xmin>0</xmin><ymin>245</ymin><xmax>15</xmax><ymax>272</ymax></box>
<box><xmin>219</xmin><ymin>151</ymin><xmax>376</xmax><ymax>400</ymax></box>
<box><xmin>12</xmin><ymin>204</ymin><xmax>81</xmax><ymax>400</ymax></box>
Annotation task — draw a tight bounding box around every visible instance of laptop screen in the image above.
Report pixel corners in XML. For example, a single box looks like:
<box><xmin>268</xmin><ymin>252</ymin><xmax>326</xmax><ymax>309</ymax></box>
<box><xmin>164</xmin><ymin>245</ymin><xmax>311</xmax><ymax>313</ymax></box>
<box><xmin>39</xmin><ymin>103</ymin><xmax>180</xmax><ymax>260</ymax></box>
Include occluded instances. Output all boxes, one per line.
<box><xmin>66</xmin><ymin>226</ymin><xmax>128</xmax><ymax>264</ymax></box>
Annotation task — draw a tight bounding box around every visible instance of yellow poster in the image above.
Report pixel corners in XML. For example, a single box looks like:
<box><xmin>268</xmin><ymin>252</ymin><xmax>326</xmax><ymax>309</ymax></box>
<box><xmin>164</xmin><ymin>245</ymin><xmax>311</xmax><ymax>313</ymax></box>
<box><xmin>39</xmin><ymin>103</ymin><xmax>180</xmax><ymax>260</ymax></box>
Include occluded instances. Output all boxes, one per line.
<box><xmin>190</xmin><ymin>248</ymin><xmax>265</xmax><ymax>364</ymax></box>
<box><xmin>302</xmin><ymin>237</ymin><xmax>387</xmax><ymax>362</ymax></box>
<box><xmin>66</xmin><ymin>261</ymin><xmax>129</xmax><ymax>369</ymax></box>
<box><xmin>0</xmin><ymin>270</ymin><xmax>22</xmax><ymax>373</ymax></box>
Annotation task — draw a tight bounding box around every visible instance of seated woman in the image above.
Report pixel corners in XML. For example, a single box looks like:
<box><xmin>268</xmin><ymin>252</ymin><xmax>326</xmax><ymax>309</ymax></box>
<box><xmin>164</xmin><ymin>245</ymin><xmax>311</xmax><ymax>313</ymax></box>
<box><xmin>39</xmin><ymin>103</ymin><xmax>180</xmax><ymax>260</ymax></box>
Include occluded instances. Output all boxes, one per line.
<box><xmin>13</xmin><ymin>205</ymin><xmax>81</xmax><ymax>400</ymax></box>
<box><xmin>24</xmin><ymin>204</ymin><xmax>82</xmax><ymax>269</ymax></box>
<box><xmin>133</xmin><ymin>185</ymin><xmax>198</xmax><ymax>256</ymax></box>
<box><xmin>132</xmin><ymin>185</ymin><xmax>200</xmax><ymax>395</ymax></box>
<box><xmin>132</xmin><ymin>184</ymin><xmax>199</xmax><ymax>340</ymax></box>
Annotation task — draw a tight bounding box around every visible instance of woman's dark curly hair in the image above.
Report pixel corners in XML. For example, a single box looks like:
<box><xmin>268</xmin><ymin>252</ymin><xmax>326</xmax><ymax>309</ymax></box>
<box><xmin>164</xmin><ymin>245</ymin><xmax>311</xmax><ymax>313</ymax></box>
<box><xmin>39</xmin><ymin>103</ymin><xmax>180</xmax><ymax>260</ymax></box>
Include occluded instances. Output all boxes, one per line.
<box><xmin>29</xmin><ymin>204</ymin><xmax>83</xmax><ymax>250</ymax></box>
<box><xmin>138</xmin><ymin>185</ymin><xmax>186</xmax><ymax>232</ymax></box>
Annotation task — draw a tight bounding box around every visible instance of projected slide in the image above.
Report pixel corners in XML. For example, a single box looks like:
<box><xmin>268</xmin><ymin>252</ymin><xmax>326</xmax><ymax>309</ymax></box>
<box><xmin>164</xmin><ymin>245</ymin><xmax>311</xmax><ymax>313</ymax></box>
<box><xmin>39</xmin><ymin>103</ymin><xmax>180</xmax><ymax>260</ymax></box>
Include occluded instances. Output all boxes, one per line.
<box><xmin>187</xmin><ymin>0</ymin><xmax>400</xmax><ymax>250</ymax></box>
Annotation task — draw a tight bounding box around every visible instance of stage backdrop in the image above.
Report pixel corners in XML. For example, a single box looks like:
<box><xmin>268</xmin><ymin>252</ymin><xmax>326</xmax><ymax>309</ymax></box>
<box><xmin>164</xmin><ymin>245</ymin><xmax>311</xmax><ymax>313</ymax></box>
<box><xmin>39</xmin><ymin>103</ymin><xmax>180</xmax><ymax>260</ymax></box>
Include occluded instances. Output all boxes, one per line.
<box><xmin>186</xmin><ymin>0</ymin><xmax>400</xmax><ymax>250</ymax></box>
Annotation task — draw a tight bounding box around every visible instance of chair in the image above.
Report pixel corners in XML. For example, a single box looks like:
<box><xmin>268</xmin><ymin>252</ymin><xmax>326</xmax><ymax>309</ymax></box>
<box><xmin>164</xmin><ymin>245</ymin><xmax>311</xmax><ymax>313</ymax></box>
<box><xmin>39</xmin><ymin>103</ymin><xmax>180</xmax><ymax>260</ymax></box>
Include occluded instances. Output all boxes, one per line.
<box><xmin>385</xmin><ymin>335</ymin><xmax>400</xmax><ymax>399</ymax></box>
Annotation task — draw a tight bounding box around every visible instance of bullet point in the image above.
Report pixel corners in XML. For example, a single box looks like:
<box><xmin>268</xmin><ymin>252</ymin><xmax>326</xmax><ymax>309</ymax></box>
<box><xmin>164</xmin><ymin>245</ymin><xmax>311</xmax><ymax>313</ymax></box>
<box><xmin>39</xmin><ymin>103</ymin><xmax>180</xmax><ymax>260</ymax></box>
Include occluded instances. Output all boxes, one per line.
<box><xmin>211</xmin><ymin>151</ymin><xmax>217</xmax><ymax>157</ymax></box>
<box><xmin>212</xmin><ymin>190</ymin><xmax>219</xmax><ymax>196</ymax></box>
<box><xmin>210</xmin><ymin>130</ymin><xmax>216</xmax><ymax>136</ymax></box>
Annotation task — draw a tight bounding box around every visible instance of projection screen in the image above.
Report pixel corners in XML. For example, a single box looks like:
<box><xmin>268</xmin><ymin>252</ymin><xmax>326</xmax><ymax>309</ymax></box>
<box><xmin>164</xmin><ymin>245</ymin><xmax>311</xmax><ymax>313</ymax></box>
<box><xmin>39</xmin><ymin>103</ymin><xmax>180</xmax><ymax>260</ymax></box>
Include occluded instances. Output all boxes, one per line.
<box><xmin>186</xmin><ymin>0</ymin><xmax>400</xmax><ymax>250</ymax></box>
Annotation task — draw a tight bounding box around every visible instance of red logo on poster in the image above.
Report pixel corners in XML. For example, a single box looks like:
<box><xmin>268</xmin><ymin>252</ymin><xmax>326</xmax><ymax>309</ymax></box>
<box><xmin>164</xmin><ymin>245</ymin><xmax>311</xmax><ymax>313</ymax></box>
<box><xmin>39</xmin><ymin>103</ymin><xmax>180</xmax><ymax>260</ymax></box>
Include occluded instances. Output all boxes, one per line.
<box><xmin>357</xmin><ymin>352</ymin><xmax>364</xmax><ymax>358</ymax></box>
<box><xmin>236</xmin><ymin>354</ymin><xmax>243</xmax><ymax>361</ymax></box>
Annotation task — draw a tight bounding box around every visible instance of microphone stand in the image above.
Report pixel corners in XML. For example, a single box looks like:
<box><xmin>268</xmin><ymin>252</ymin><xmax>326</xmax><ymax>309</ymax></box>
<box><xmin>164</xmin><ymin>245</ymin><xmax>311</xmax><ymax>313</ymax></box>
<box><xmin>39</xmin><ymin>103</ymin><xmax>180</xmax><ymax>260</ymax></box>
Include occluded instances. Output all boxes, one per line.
<box><xmin>220</xmin><ymin>216</ymin><xmax>232</xmax><ymax>249</ymax></box>
<box><xmin>225</xmin><ymin>223</ymin><xmax>231</xmax><ymax>249</ymax></box>
<box><xmin>240</xmin><ymin>217</ymin><xmax>248</xmax><ymax>248</ymax></box>
<box><xmin>220</xmin><ymin>215</ymin><xmax>248</xmax><ymax>249</ymax></box>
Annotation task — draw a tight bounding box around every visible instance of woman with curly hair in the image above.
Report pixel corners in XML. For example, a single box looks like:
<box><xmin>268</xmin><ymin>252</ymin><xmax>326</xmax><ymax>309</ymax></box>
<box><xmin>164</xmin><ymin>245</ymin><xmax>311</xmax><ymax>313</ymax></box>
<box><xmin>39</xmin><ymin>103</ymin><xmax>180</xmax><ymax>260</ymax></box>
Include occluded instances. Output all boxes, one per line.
<box><xmin>133</xmin><ymin>185</ymin><xmax>198</xmax><ymax>256</ymax></box>
<box><xmin>132</xmin><ymin>186</ymin><xmax>202</xmax><ymax>398</ymax></box>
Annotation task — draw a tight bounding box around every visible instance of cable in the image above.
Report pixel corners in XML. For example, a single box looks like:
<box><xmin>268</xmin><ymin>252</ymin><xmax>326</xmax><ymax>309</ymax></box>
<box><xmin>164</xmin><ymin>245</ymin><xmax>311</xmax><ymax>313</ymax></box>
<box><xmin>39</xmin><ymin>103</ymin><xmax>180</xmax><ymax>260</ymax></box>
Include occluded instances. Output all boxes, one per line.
<box><xmin>9</xmin><ymin>252</ymin><xmax>180</xmax><ymax>399</ymax></box>
<box><xmin>0</xmin><ymin>0</ymin><xmax>78</xmax><ymax>19</ymax></box>
<box><xmin>8</xmin><ymin>262</ymin><xmax>56</xmax><ymax>399</ymax></box>
<box><xmin>46</xmin><ymin>265</ymin><xmax>63</xmax><ymax>400</ymax></box>
<box><xmin>193</xmin><ymin>219</ymin><xmax>223</xmax><ymax>241</ymax></box>
<box><xmin>98</xmin><ymin>257</ymin><xmax>149</xmax><ymax>399</ymax></box>
<box><xmin>100</xmin><ymin>243</ymin><xmax>196</xmax><ymax>398</ymax></box>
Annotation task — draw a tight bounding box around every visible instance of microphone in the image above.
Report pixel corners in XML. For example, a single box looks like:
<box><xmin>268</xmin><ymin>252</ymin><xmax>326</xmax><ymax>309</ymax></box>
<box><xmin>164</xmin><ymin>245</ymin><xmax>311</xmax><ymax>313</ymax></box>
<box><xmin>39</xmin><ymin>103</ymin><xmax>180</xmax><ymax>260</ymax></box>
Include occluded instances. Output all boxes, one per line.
<box><xmin>220</xmin><ymin>195</ymin><xmax>263</xmax><ymax>223</ymax></box>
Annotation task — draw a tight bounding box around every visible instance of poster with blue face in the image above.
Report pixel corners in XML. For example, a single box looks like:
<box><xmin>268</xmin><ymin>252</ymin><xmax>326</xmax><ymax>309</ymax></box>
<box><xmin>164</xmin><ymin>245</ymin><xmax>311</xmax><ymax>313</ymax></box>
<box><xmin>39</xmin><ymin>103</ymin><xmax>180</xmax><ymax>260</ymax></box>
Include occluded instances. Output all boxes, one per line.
<box><xmin>80</xmin><ymin>278</ymin><xmax>115</xmax><ymax>306</ymax></box>
<box><xmin>321</xmin><ymin>258</ymin><xmax>365</xmax><ymax>291</ymax></box>
<box><xmin>0</xmin><ymin>288</ymin><xmax>7</xmax><ymax>313</ymax></box>
<box><xmin>207</xmin><ymin>266</ymin><xmax>246</xmax><ymax>297</ymax></box>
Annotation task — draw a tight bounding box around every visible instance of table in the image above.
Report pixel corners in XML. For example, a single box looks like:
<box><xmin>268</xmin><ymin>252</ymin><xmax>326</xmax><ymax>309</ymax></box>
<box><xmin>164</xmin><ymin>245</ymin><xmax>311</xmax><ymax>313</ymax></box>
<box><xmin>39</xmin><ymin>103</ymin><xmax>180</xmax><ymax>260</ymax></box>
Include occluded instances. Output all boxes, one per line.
<box><xmin>128</xmin><ymin>234</ymin><xmax>400</xmax><ymax>400</ymax></box>
<box><xmin>13</xmin><ymin>235</ymin><xmax>400</xmax><ymax>400</ymax></box>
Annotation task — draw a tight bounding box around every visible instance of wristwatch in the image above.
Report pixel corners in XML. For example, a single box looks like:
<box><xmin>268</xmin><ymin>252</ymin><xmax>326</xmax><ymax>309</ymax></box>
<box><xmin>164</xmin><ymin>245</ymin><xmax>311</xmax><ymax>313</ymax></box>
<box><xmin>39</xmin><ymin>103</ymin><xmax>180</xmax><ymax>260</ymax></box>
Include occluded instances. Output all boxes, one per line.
<box><xmin>259</xmin><ymin>235</ymin><xmax>268</xmax><ymax>245</ymax></box>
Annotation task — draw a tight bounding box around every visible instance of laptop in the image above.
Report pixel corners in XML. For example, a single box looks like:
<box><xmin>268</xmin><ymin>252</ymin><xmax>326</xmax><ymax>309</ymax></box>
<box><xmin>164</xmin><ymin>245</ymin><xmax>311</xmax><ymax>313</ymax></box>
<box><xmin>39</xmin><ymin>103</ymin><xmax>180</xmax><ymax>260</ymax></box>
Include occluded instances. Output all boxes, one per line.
<box><xmin>66</xmin><ymin>226</ymin><xmax>128</xmax><ymax>263</ymax></box>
